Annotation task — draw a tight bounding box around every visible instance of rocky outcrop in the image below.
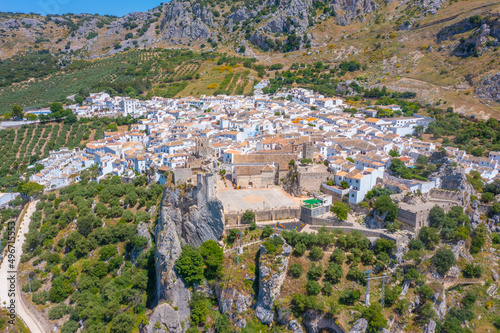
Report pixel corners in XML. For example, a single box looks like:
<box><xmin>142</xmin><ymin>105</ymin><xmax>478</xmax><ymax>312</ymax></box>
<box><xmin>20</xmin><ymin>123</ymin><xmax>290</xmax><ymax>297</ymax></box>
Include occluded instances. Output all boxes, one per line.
<box><xmin>437</xmin><ymin>15</ymin><xmax>500</xmax><ymax>57</ymax></box>
<box><xmin>424</xmin><ymin>319</ymin><xmax>436</xmax><ymax>333</ymax></box>
<box><xmin>131</xmin><ymin>221</ymin><xmax>152</xmax><ymax>263</ymax></box>
<box><xmin>476</xmin><ymin>72</ymin><xmax>500</xmax><ymax>103</ymax></box>
<box><xmin>330</xmin><ymin>0</ymin><xmax>378</xmax><ymax>26</ymax></box>
<box><xmin>147</xmin><ymin>176</ymin><xmax>224</xmax><ymax>333</ymax></box>
<box><xmin>303</xmin><ymin>310</ymin><xmax>342</xmax><ymax>333</ymax></box>
<box><xmin>437</xmin><ymin>163</ymin><xmax>474</xmax><ymax>207</ymax></box>
<box><xmin>255</xmin><ymin>235</ymin><xmax>293</xmax><ymax>325</ymax></box>
<box><xmin>159</xmin><ymin>0</ymin><xmax>214</xmax><ymax>44</ymax></box>
<box><xmin>162</xmin><ymin>183</ymin><xmax>224</xmax><ymax>247</ymax></box>
<box><xmin>146</xmin><ymin>209</ymin><xmax>191</xmax><ymax>333</ymax></box>
<box><xmin>349</xmin><ymin>318</ymin><xmax>368</xmax><ymax>333</ymax></box>
<box><xmin>276</xmin><ymin>307</ymin><xmax>304</xmax><ymax>333</ymax></box>
<box><xmin>217</xmin><ymin>287</ymin><xmax>252</xmax><ymax>328</ymax></box>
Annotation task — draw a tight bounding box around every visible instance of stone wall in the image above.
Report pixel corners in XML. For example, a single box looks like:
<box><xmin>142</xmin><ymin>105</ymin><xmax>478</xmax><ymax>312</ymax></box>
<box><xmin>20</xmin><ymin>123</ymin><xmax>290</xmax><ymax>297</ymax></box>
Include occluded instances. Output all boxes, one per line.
<box><xmin>225</xmin><ymin>207</ymin><xmax>300</xmax><ymax>225</ymax></box>
<box><xmin>298</xmin><ymin>172</ymin><xmax>331</xmax><ymax>193</ymax></box>
<box><xmin>308</xmin><ymin>225</ymin><xmax>407</xmax><ymax>244</ymax></box>
<box><xmin>173</xmin><ymin>168</ymin><xmax>193</xmax><ymax>184</ymax></box>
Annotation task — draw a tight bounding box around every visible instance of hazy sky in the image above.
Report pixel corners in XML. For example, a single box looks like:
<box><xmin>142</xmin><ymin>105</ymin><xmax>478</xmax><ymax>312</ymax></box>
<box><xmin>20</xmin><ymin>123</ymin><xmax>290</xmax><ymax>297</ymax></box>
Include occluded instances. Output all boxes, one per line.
<box><xmin>1</xmin><ymin>0</ymin><xmax>163</xmax><ymax>17</ymax></box>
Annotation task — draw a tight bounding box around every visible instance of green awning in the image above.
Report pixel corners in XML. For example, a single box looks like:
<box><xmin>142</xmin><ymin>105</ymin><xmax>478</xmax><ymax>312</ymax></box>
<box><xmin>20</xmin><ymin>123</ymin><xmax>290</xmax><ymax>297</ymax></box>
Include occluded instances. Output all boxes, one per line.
<box><xmin>304</xmin><ymin>199</ymin><xmax>322</xmax><ymax>205</ymax></box>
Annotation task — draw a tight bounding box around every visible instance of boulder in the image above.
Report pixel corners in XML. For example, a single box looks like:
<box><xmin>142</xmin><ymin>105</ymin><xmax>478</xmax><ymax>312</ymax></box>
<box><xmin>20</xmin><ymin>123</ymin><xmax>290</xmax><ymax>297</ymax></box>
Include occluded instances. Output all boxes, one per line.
<box><xmin>349</xmin><ymin>318</ymin><xmax>368</xmax><ymax>333</ymax></box>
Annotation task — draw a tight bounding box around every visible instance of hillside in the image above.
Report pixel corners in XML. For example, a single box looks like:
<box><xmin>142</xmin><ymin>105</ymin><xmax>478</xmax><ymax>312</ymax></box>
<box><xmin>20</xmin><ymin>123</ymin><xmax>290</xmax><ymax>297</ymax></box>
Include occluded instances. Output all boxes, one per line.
<box><xmin>0</xmin><ymin>0</ymin><xmax>499</xmax><ymax>115</ymax></box>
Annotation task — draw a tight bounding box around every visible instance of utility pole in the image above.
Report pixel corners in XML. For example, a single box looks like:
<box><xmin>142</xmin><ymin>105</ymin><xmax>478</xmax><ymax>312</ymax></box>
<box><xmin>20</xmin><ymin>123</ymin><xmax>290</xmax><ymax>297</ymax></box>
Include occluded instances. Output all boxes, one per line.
<box><xmin>364</xmin><ymin>270</ymin><xmax>389</xmax><ymax>307</ymax></box>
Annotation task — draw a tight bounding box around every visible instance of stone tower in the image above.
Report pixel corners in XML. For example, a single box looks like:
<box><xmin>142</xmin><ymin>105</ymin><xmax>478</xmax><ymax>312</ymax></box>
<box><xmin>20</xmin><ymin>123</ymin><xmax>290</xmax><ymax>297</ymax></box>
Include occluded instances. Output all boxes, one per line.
<box><xmin>195</xmin><ymin>137</ymin><xmax>211</xmax><ymax>158</ymax></box>
<box><xmin>302</xmin><ymin>142</ymin><xmax>314</xmax><ymax>160</ymax></box>
<box><xmin>196</xmin><ymin>173</ymin><xmax>216</xmax><ymax>207</ymax></box>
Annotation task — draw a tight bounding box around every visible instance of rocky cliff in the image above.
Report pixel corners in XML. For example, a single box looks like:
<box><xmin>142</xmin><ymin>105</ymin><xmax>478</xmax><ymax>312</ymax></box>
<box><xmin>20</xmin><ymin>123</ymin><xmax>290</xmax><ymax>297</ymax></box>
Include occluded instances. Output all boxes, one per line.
<box><xmin>146</xmin><ymin>181</ymin><xmax>225</xmax><ymax>333</ymax></box>
<box><xmin>255</xmin><ymin>235</ymin><xmax>293</xmax><ymax>325</ymax></box>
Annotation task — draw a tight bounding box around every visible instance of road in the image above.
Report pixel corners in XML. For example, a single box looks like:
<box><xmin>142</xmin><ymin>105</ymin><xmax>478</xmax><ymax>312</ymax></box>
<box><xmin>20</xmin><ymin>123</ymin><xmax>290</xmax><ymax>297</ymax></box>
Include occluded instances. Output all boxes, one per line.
<box><xmin>0</xmin><ymin>199</ymin><xmax>48</xmax><ymax>333</ymax></box>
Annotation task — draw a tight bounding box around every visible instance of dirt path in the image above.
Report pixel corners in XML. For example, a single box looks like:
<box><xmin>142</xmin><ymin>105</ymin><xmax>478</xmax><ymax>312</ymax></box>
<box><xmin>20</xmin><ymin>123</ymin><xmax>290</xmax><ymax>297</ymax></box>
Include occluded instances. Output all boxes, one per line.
<box><xmin>0</xmin><ymin>199</ymin><xmax>50</xmax><ymax>333</ymax></box>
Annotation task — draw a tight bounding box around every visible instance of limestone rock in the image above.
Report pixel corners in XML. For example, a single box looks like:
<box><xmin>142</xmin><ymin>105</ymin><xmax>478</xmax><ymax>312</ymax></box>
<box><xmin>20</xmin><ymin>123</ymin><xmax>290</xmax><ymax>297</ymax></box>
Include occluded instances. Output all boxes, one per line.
<box><xmin>131</xmin><ymin>221</ymin><xmax>152</xmax><ymax>263</ymax></box>
<box><xmin>425</xmin><ymin>319</ymin><xmax>436</xmax><ymax>333</ymax></box>
<box><xmin>491</xmin><ymin>268</ymin><xmax>499</xmax><ymax>281</ymax></box>
<box><xmin>217</xmin><ymin>287</ymin><xmax>252</xmax><ymax>328</ymax></box>
<box><xmin>255</xmin><ymin>235</ymin><xmax>292</xmax><ymax>325</ymax></box>
<box><xmin>148</xmin><ymin>210</ymin><xmax>191</xmax><ymax>332</ymax></box>
<box><xmin>147</xmin><ymin>303</ymin><xmax>184</xmax><ymax>333</ymax></box>
<box><xmin>349</xmin><ymin>318</ymin><xmax>368</xmax><ymax>333</ymax></box>
<box><xmin>276</xmin><ymin>307</ymin><xmax>304</xmax><ymax>333</ymax></box>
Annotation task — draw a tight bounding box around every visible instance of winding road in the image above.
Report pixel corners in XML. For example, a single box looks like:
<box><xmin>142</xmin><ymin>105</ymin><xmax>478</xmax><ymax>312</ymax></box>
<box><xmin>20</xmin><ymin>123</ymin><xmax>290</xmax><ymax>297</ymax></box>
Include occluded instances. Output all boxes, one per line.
<box><xmin>0</xmin><ymin>199</ymin><xmax>48</xmax><ymax>333</ymax></box>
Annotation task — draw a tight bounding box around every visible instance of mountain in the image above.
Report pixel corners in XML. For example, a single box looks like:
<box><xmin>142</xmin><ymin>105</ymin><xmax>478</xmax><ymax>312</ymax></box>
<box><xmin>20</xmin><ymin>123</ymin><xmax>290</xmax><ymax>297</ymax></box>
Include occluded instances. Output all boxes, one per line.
<box><xmin>0</xmin><ymin>0</ymin><xmax>500</xmax><ymax>115</ymax></box>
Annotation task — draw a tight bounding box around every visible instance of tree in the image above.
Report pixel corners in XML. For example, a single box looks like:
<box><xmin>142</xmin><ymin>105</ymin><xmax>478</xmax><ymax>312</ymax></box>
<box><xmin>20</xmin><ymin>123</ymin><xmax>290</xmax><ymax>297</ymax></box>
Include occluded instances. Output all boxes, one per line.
<box><xmin>200</xmin><ymin>240</ymin><xmax>223</xmax><ymax>280</ymax></box>
<box><xmin>262</xmin><ymin>225</ymin><xmax>273</xmax><ymax>238</ymax></box>
<box><xmin>309</xmin><ymin>246</ymin><xmax>324</xmax><ymax>261</ymax></box>
<box><xmin>110</xmin><ymin>313</ymin><xmax>135</xmax><ymax>333</ymax></box>
<box><xmin>374</xmin><ymin>195</ymin><xmax>398</xmax><ymax>221</ymax></box>
<box><xmin>289</xmin><ymin>263</ymin><xmax>303</xmax><ymax>278</ymax></box>
<box><xmin>242</xmin><ymin>210</ymin><xmax>255</xmax><ymax>224</ymax></box>
<box><xmin>293</xmin><ymin>243</ymin><xmax>306</xmax><ymax>257</ymax></box>
<box><xmin>19</xmin><ymin>182</ymin><xmax>44</xmax><ymax>197</ymax></box>
<box><xmin>214</xmin><ymin>314</ymin><xmax>232</xmax><ymax>333</ymax></box>
<box><xmin>325</xmin><ymin>262</ymin><xmax>343</xmax><ymax>283</ymax></box>
<box><xmin>428</xmin><ymin>205</ymin><xmax>445</xmax><ymax>228</ymax></box>
<box><xmin>175</xmin><ymin>245</ymin><xmax>205</xmax><ymax>286</ymax></box>
<box><xmin>470</xmin><ymin>224</ymin><xmax>487</xmax><ymax>254</ymax></box>
<box><xmin>12</xmin><ymin>105</ymin><xmax>23</xmax><ymax>120</ymax></box>
<box><xmin>419</xmin><ymin>227</ymin><xmax>440</xmax><ymax>250</ymax></box>
<box><xmin>339</xmin><ymin>289</ymin><xmax>361</xmax><ymax>305</ymax></box>
<box><xmin>330</xmin><ymin>248</ymin><xmax>345</xmax><ymax>264</ymax></box>
<box><xmin>331</xmin><ymin>201</ymin><xmax>351</xmax><ymax>221</ymax></box>
<box><xmin>363</xmin><ymin>303</ymin><xmax>387</xmax><ymax>332</ymax></box>
<box><xmin>307</xmin><ymin>263</ymin><xmax>323</xmax><ymax>281</ymax></box>
<box><xmin>306</xmin><ymin>280</ymin><xmax>322</xmax><ymax>295</ymax></box>
<box><xmin>124</xmin><ymin>191</ymin><xmax>138</xmax><ymax>206</ymax></box>
<box><xmin>384</xmin><ymin>285</ymin><xmax>402</xmax><ymax>306</ymax></box>
<box><xmin>389</xmin><ymin>149</ymin><xmax>400</xmax><ymax>157</ymax></box>
<box><xmin>462</xmin><ymin>263</ymin><xmax>482</xmax><ymax>278</ymax></box>
<box><xmin>414</xmin><ymin>125</ymin><xmax>424</xmax><ymax>137</ymax></box>
<box><xmin>432</xmin><ymin>248</ymin><xmax>456</xmax><ymax>276</ymax></box>
<box><xmin>190</xmin><ymin>291</ymin><xmax>209</xmax><ymax>325</ymax></box>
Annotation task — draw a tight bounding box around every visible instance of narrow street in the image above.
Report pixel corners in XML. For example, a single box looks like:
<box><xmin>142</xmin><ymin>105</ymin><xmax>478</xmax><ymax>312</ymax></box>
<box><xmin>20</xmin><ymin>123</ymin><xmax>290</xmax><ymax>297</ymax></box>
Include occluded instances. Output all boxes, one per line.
<box><xmin>0</xmin><ymin>199</ymin><xmax>48</xmax><ymax>333</ymax></box>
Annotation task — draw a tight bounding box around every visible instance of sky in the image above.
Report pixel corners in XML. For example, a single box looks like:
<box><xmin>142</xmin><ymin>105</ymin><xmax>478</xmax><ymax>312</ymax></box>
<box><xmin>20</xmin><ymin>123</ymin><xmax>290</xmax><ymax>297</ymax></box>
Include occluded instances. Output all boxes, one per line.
<box><xmin>0</xmin><ymin>0</ymin><xmax>163</xmax><ymax>17</ymax></box>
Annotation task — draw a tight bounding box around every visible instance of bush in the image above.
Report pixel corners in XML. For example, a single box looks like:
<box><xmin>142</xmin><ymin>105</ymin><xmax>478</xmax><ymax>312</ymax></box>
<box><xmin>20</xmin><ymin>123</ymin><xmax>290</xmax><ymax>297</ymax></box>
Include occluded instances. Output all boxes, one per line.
<box><xmin>309</xmin><ymin>246</ymin><xmax>324</xmax><ymax>261</ymax></box>
<box><xmin>61</xmin><ymin>320</ymin><xmax>79</xmax><ymax>333</ymax></box>
<box><xmin>289</xmin><ymin>263</ymin><xmax>303</xmax><ymax>278</ymax></box>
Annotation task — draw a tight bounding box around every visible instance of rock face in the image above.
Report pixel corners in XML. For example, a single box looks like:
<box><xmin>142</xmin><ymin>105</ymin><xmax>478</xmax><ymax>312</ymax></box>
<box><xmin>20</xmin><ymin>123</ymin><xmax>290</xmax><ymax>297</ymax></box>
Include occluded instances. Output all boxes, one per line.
<box><xmin>331</xmin><ymin>0</ymin><xmax>378</xmax><ymax>26</ymax></box>
<box><xmin>146</xmin><ymin>209</ymin><xmax>191</xmax><ymax>333</ymax></box>
<box><xmin>437</xmin><ymin>15</ymin><xmax>500</xmax><ymax>57</ymax></box>
<box><xmin>476</xmin><ymin>72</ymin><xmax>500</xmax><ymax>103</ymax></box>
<box><xmin>276</xmin><ymin>307</ymin><xmax>304</xmax><ymax>333</ymax></box>
<box><xmin>349</xmin><ymin>318</ymin><xmax>368</xmax><ymax>333</ymax></box>
<box><xmin>217</xmin><ymin>287</ymin><xmax>252</xmax><ymax>328</ymax></box>
<box><xmin>160</xmin><ymin>0</ymin><xmax>215</xmax><ymax>44</ymax></box>
<box><xmin>424</xmin><ymin>319</ymin><xmax>437</xmax><ymax>333</ymax></box>
<box><xmin>436</xmin><ymin>163</ymin><xmax>473</xmax><ymax>206</ymax></box>
<box><xmin>303</xmin><ymin>310</ymin><xmax>342</xmax><ymax>333</ymax></box>
<box><xmin>146</xmin><ymin>174</ymin><xmax>224</xmax><ymax>333</ymax></box>
<box><xmin>255</xmin><ymin>235</ymin><xmax>293</xmax><ymax>325</ymax></box>
<box><xmin>131</xmin><ymin>221</ymin><xmax>152</xmax><ymax>263</ymax></box>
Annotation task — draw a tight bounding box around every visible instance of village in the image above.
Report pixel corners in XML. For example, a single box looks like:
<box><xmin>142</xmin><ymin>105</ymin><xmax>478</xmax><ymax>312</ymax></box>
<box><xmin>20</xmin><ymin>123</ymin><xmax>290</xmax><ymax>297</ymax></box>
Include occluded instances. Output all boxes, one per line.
<box><xmin>15</xmin><ymin>87</ymin><xmax>500</xmax><ymax>241</ymax></box>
